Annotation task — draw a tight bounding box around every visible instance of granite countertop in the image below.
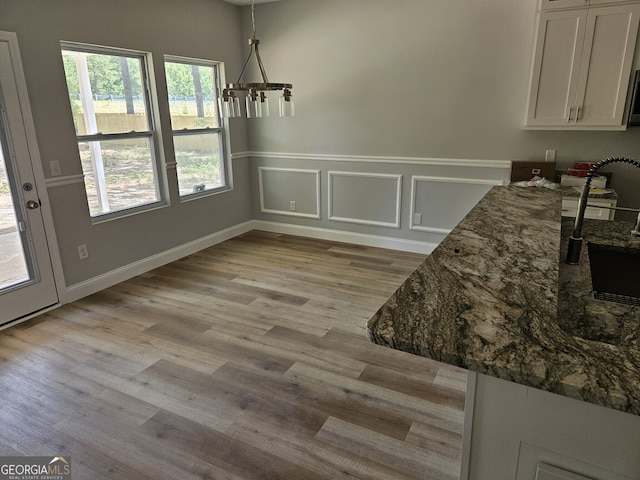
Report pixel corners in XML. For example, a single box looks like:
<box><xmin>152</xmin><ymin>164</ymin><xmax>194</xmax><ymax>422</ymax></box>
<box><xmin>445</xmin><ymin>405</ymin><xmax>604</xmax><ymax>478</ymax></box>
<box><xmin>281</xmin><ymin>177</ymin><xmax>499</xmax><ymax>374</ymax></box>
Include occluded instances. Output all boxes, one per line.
<box><xmin>367</xmin><ymin>186</ymin><xmax>640</xmax><ymax>415</ymax></box>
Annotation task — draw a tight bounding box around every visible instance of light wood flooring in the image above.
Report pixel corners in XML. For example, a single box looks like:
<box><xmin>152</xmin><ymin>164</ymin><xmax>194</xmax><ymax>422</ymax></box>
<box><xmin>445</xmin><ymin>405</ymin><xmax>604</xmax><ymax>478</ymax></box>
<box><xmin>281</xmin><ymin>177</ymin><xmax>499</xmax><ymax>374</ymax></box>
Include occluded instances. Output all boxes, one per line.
<box><xmin>0</xmin><ymin>231</ymin><xmax>467</xmax><ymax>479</ymax></box>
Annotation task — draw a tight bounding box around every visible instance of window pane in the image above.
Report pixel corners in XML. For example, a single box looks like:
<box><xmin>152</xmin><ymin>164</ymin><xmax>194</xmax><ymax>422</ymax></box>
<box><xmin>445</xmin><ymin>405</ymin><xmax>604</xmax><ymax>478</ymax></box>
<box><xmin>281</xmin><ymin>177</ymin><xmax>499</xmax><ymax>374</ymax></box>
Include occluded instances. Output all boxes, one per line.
<box><xmin>174</xmin><ymin>133</ymin><xmax>224</xmax><ymax>196</ymax></box>
<box><xmin>0</xmin><ymin>136</ymin><xmax>29</xmax><ymax>288</ymax></box>
<box><xmin>62</xmin><ymin>49</ymin><xmax>149</xmax><ymax>135</ymax></box>
<box><xmin>79</xmin><ymin>137</ymin><xmax>159</xmax><ymax>216</ymax></box>
<box><xmin>165</xmin><ymin>62</ymin><xmax>220</xmax><ymax>129</ymax></box>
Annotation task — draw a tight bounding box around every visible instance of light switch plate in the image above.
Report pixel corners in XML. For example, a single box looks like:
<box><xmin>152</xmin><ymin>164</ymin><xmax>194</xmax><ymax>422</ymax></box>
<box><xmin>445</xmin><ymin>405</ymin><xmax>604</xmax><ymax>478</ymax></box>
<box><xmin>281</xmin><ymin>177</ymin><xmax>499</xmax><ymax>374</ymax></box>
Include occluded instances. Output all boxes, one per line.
<box><xmin>50</xmin><ymin>160</ymin><xmax>62</xmax><ymax>176</ymax></box>
<box><xmin>545</xmin><ymin>149</ymin><xmax>556</xmax><ymax>162</ymax></box>
<box><xmin>77</xmin><ymin>244</ymin><xmax>89</xmax><ymax>260</ymax></box>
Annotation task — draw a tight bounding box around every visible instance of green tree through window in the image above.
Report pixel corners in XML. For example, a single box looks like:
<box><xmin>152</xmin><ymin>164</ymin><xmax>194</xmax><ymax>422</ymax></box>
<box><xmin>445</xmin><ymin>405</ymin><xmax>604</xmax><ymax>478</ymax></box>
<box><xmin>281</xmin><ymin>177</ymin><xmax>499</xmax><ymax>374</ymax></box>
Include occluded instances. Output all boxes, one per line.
<box><xmin>164</xmin><ymin>57</ymin><xmax>227</xmax><ymax>197</ymax></box>
<box><xmin>61</xmin><ymin>44</ymin><xmax>162</xmax><ymax>218</ymax></box>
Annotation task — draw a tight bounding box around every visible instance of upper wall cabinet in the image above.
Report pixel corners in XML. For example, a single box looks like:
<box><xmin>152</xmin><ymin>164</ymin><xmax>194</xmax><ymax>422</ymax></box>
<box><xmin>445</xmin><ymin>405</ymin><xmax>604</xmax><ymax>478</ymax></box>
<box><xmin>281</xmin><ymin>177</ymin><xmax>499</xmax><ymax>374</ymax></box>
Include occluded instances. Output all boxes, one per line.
<box><xmin>542</xmin><ymin>0</ymin><xmax>588</xmax><ymax>8</ymax></box>
<box><xmin>525</xmin><ymin>4</ymin><xmax>640</xmax><ymax>130</ymax></box>
<box><xmin>542</xmin><ymin>0</ymin><xmax>638</xmax><ymax>9</ymax></box>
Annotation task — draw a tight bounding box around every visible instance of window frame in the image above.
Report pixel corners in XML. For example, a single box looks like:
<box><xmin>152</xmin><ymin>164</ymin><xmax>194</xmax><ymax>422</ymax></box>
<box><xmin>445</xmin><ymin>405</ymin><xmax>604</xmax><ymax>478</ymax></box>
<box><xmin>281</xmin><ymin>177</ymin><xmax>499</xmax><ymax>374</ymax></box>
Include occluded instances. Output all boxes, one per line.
<box><xmin>163</xmin><ymin>55</ymin><xmax>232</xmax><ymax>200</ymax></box>
<box><xmin>60</xmin><ymin>42</ymin><xmax>167</xmax><ymax>222</ymax></box>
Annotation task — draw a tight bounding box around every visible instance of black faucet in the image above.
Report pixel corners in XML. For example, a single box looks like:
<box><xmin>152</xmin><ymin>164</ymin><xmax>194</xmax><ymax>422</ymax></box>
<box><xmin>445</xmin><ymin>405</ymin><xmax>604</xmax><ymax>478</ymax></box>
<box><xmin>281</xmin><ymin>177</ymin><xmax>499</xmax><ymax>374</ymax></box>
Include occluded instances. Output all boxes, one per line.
<box><xmin>566</xmin><ymin>156</ymin><xmax>640</xmax><ymax>265</ymax></box>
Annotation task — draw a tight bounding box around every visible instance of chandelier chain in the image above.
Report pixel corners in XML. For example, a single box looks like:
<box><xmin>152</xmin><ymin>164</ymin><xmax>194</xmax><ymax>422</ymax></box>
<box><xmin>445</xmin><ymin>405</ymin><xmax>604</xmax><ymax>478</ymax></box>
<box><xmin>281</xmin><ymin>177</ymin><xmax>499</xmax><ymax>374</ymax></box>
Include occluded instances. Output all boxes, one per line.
<box><xmin>251</xmin><ymin>0</ymin><xmax>257</xmax><ymax>39</ymax></box>
<box><xmin>218</xmin><ymin>0</ymin><xmax>294</xmax><ymax>118</ymax></box>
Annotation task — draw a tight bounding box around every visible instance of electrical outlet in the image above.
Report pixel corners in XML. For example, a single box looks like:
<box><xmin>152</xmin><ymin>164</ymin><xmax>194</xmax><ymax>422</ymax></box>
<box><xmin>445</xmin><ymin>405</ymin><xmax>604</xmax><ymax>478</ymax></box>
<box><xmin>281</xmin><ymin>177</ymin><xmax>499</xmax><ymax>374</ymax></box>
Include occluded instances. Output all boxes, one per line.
<box><xmin>290</xmin><ymin>200</ymin><xmax>296</xmax><ymax>211</ymax></box>
<box><xmin>545</xmin><ymin>149</ymin><xmax>556</xmax><ymax>162</ymax></box>
<box><xmin>49</xmin><ymin>160</ymin><xmax>62</xmax><ymax>177</ymax></box>
<box><xmin>77</xmin><ymin>244</ymin><xmax>89</xmax><ymax>260</ymax></box>
<box><xmin>414</xmin><ymin>213</ymin><xmax>422</xmax><ymax>225</ymax></box>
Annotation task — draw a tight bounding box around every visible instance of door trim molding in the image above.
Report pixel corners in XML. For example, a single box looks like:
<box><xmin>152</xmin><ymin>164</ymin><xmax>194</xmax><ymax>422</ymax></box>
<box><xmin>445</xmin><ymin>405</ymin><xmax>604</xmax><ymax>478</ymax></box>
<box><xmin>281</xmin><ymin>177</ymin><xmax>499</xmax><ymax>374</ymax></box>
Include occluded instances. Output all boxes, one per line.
<box><xmin>0</xmin><ymin>30</ymin><xmax>67</xmax><ymax>304</ymax></box>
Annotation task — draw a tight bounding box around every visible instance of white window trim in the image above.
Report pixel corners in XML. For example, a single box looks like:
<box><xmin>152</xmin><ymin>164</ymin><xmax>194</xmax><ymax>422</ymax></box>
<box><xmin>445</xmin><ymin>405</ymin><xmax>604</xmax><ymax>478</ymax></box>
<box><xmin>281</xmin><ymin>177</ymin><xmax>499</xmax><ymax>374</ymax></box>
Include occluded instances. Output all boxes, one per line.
<box><xmin>163</xmin><ymin>55</ymin><xmax>233</xmax><ymax>200</ymax></box>
<box><xmin>61</xmin><ymin>42</ymin><xmax>168</xmax><ymax>222</ymax></box>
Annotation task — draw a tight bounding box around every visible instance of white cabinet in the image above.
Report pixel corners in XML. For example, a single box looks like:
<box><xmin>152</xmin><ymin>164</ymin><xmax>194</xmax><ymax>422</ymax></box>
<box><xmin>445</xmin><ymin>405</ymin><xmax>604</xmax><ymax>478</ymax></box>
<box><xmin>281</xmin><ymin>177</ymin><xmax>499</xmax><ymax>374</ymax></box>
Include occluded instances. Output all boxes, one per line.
<box><xmin>542</xmin><ymin>0</ymin><xmax>637</xmax><ymax>9</ymax></box>
<box><xmin>462</xmin><ymin>373</ymin><xmax>640</xmax><ymax>480</ymax></box>
<box><xmin>541</xmin><ymin>0</ymin><xmax>588</xmax><ymax>9</ymax></box>
<box><xmin>561</xmin><ymin>197</ymin><xmax>617</xmax><ymax>219</ymax></box>
<box><xmin>525</xmin><ymin>4</ymin><xmax>640</xmax><ymax>130</ymax></box>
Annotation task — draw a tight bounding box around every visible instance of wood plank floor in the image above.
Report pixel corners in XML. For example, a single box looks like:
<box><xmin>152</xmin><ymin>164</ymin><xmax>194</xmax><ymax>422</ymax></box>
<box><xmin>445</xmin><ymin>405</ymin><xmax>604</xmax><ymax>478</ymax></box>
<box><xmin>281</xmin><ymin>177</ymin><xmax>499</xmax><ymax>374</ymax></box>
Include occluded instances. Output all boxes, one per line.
<box><xmin>0</xmin><ymin>231</ymin><xmax>467</xmax><ymax>479</ymax></box>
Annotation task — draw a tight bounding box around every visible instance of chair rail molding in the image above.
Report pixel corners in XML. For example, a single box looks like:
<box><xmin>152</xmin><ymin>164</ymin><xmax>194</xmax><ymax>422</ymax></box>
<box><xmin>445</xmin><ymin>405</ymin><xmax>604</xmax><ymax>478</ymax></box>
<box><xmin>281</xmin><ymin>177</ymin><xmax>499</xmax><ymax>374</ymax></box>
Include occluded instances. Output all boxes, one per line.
<box><xmin>247</xmin><ymin>151</ymin><xmax>513</xmax><ymax>169</ymax></box>
<box><xmin>45</xmin><ymin>173</ymin><xmax>86</xmax><ymax>189</ymax></box>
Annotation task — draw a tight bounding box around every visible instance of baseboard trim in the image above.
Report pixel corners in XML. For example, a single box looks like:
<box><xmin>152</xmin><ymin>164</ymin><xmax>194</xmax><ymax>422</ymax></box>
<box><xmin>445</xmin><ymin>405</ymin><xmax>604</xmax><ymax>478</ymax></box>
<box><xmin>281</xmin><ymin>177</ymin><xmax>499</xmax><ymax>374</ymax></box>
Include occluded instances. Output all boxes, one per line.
<box><xmin>253</xmin><ymin>220</ymin><xmax>437</xmax><ymax>254</ymax></box>
<box><xmin>65</xmin><ymin>219</ymin><xmax>434</xmax><ymax>304</ymax></box>
<box><xmin>65</xmin><ymin>220</ymin><xmax>254</xmax><ymax>303</ymax></box>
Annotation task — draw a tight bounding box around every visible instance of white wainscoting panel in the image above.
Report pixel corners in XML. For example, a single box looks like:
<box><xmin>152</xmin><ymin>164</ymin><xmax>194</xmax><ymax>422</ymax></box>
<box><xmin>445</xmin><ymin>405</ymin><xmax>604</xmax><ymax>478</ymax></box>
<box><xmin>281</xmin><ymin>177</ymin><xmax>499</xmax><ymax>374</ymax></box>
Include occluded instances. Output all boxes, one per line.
<box><xmin>410</xmin><ymin>176</ymin><xmax>503</xmax><ymax>234</ymax></box>
<box><xmin>258</xmin><ymin>167</ymin><xmax>321</xmax><ymax>219</ymax></box>
<box><xmin>328</xmin><ymin>171</ymin><xmax>402</xmax><ymax>228</ymax></box>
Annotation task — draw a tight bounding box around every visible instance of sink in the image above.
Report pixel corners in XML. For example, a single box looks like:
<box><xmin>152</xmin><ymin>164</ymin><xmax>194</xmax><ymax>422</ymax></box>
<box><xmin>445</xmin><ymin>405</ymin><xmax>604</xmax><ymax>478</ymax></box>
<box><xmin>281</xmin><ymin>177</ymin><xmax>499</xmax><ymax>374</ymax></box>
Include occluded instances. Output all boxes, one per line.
<box><xmin>558</xmin><ymin>219</ymin><xmax>640</xmax><ymax>348</ymax></box>
<box><xmin>588</xmin><ymin>242</ymin><xmax>640</xmax><ymax>306</ymax></box>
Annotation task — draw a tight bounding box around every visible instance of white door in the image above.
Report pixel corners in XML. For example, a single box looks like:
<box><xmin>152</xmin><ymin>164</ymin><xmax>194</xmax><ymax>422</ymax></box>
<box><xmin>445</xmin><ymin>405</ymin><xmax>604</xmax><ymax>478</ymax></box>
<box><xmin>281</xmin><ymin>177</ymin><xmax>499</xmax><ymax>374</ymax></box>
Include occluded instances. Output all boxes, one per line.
<box><xmin>0</xmin><ymin>36</ymin><xmax>58</xmax><ymax>325</ymax></box>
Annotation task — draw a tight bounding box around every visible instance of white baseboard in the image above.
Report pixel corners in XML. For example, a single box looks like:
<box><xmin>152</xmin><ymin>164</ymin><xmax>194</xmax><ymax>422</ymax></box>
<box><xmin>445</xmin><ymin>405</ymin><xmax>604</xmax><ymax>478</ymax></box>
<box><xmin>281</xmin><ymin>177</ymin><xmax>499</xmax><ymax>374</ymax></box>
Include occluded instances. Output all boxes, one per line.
<box><xmin>253</xmin><ymin>220</ymin><xmax>437</xmax><ymax>254</ymax></box>
<box><xmin>65</xmin><ymin>220</ymin><xmax>254</xmax><ymax>303</ymax></box>
<box><xmin>64</xmin><ymin>219</ymin><xmax>435</xmax><ymax>304</ymax></box>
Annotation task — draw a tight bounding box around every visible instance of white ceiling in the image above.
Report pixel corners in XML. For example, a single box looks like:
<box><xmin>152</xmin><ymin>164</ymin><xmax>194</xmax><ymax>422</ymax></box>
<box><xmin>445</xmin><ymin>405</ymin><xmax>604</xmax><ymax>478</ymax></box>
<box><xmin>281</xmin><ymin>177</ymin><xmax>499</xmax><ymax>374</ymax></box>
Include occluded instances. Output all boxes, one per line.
<box><xmin>222</xmin><ymin>0</ymin><xmax>283</xmax><ymax>5</ymax></box>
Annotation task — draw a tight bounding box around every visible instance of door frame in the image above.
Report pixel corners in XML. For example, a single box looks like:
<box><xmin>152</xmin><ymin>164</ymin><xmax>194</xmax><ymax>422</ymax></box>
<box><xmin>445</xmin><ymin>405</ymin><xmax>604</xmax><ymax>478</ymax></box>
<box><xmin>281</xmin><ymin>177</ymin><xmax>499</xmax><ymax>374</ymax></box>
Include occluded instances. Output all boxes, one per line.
<box><xmin>0</xmin><ymin>30</ymin><xmax>67</xmax><ymax>328</ymax></box>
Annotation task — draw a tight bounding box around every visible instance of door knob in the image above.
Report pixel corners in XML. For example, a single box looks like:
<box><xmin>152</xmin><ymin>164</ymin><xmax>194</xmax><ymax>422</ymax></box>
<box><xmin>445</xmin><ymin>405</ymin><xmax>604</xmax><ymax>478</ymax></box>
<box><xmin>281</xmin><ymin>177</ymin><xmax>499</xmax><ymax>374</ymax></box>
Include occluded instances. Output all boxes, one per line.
<box><xmin>26</xmin><ymin>200</ymin><xmax>40</xmax><ymax>209</ymax></box>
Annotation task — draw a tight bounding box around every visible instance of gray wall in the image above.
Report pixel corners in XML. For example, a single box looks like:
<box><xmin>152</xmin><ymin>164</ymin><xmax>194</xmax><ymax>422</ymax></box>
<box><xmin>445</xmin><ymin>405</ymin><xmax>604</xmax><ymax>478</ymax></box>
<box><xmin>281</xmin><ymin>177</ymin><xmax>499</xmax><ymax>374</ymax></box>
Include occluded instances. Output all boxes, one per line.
<box><xmin>0</xmin><ymin>0</ymin><xmax>252</xmax><ymax>286</ymax></box>
<box><xmin>3</xmin><ymin>0</ymin><xmax>640</xmax><ymax>289</ymax></box>
<box><xmin>247</xmin><ymin>0</ymin><xmax>640</xmax><ymax>218</ymax></box>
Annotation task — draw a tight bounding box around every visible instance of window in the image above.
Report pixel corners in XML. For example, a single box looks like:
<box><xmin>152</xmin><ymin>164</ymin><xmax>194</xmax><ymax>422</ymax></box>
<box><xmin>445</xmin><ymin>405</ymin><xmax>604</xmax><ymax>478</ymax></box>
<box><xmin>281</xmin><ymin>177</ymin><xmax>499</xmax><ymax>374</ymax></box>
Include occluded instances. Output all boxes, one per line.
<box><xmin>163</xmin><ymin>57</ymin><xmax>228</xmax><ymax>197</ymax></box>
<box><xmin>61</xmin><ymin>44</ymin><xmax>164</xmax><ymax>218</ymax></box>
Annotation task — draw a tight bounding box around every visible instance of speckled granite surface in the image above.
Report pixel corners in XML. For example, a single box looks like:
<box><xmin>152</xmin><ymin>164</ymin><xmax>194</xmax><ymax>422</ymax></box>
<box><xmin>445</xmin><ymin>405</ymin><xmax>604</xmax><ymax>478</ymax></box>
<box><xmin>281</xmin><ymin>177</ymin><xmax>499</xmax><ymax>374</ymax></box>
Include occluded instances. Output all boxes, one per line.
<box><xmin>368</xmin><ymin>186</ymin><xmax>640</xmax><ymax>415</ymax></box>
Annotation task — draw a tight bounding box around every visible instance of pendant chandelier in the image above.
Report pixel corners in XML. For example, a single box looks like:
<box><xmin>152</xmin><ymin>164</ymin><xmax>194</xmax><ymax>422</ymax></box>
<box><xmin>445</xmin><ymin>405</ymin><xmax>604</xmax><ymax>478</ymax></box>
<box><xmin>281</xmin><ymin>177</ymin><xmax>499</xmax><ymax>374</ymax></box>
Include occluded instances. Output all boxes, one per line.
<box><xmin>218</xmin><ymin>0</ymin><xmax>294</xmax><ymax>118</ymax></box>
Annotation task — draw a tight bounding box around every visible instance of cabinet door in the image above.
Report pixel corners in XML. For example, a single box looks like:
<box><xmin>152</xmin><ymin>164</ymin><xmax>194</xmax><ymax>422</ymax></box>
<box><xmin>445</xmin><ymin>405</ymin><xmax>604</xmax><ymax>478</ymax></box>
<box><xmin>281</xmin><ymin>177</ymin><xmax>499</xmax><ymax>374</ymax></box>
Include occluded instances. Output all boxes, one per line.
<box><xmin>541</xmin><ymin>0</ymin><xmax>588</xmax><ymax>9</ymax></box>
<box><xmin>525</xmin><ymin>10</ymin><xmax>588</xmax><ymax>126</ymax></box>
<box><xmin>573</xmin><ymin>5</ymin><xmax>640</xmax><ymax>126</ymax></box>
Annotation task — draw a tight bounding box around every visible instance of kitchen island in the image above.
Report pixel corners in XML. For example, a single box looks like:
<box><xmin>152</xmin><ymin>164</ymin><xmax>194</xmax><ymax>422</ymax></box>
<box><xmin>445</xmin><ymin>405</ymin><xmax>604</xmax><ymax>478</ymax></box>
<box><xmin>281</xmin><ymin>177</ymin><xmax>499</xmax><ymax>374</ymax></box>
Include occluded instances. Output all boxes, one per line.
<box><xmin>368</xmin><ymin>186</ymin><xmax>640</xmax><ymax>480</ymax></box>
